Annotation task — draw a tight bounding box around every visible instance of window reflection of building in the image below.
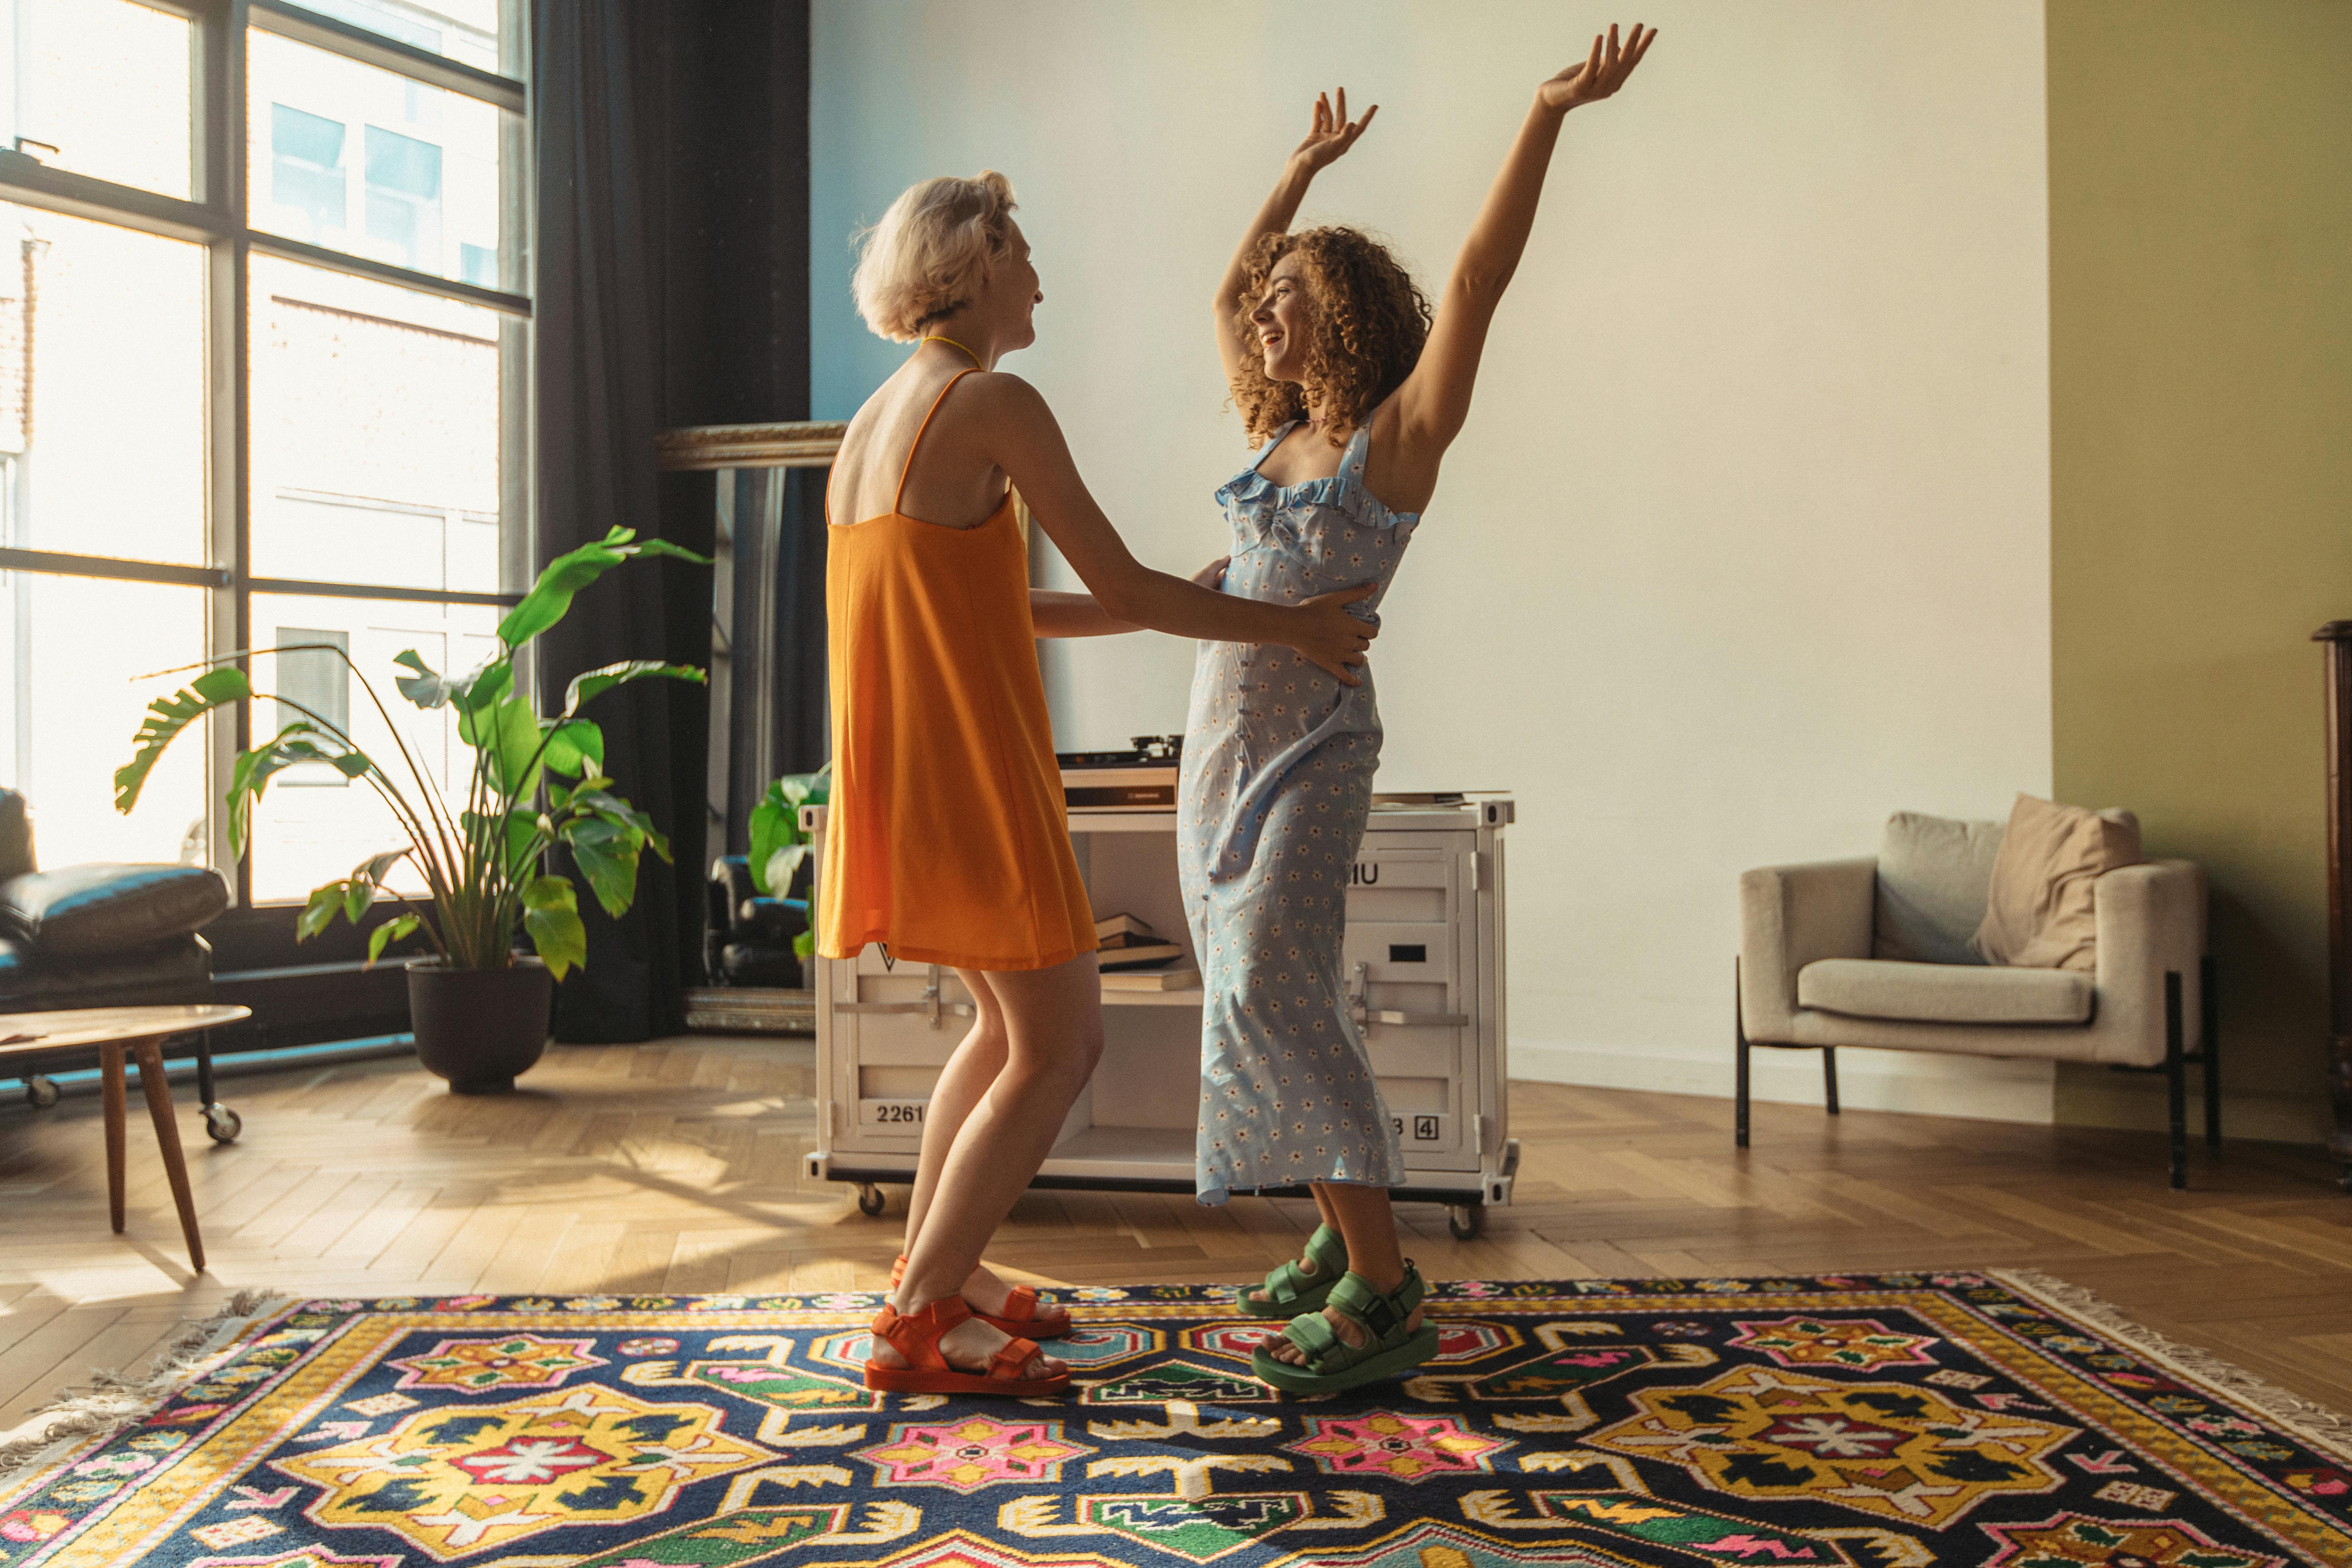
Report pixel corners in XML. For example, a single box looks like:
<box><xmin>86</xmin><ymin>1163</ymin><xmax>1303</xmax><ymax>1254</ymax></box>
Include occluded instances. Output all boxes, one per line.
<box><xmin>0</xmin><ymin>0</ymin><xmax>525</xmax><ymax>915</ymax></box>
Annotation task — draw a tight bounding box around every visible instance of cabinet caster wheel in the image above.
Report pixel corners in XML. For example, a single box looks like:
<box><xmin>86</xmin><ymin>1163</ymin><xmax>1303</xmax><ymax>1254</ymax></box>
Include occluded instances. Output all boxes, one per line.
<box><xmin>205</xmin><ymin>1104</ymin><xmax>242</xmax><ymax>1144</ymax></box>
<box><xmin>25</xmin><ymin>1075</ymin><xmax>60</xmax><ymax>1110</ymax></box>
<box><xmin>856</xmin><ymin>1183</ymin><xmax>887</xmax><ymax>1217</ymax></box>
<box><xmin>1447</xmin><ymin>1204</ymin><xmax>1483</xmax><ymax>1241</ymax></box>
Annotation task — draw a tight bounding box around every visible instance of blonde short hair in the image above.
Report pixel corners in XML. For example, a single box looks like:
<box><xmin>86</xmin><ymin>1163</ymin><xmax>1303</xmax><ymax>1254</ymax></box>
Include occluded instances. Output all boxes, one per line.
<box><xmin>851</xmin><ymin>170</ymin><xmax>1019</xmax><ymax>342</ymax></box>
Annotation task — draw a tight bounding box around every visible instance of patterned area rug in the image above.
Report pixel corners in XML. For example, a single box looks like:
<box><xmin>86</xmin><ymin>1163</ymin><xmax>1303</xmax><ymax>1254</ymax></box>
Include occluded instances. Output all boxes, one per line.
<box><xmin>2</xmin><ymin>1272</ymin><xmax>2348</xmax><ymax>1567</ymax></box>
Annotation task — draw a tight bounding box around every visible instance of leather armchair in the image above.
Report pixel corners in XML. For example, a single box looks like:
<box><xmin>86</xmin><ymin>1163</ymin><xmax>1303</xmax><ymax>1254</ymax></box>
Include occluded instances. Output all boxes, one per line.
<box><xmin>705</xmin><ymin>855</ymin><xmax>807</xmax><ymax>988</ymax></box>
<box><xmin>0</xmin><ymin>790</ymin><xmax>238</xmax><ymax>1140</ymax></box>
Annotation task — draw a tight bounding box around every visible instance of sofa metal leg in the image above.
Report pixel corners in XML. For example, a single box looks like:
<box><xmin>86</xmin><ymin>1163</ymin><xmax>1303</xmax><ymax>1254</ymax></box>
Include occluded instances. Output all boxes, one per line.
<box><xmin>1822</xmin><ymin>1047</ymin><xmax>1840</xmax><ymax>1116</ymax></box>
<box><xmin>1735</xmin><ymin>958</ymin><xmax>1751</xmax><ymax>1150</ymax></box>
<box><xmin>2165</xmin><ymin>970</ymin><xmax>2187</xmax><ymax>1190</ymax></box>
<box><xmin>2200</xmin><ymin>954</ymin><xmax>2221</xmax><ymax>1150</ymax></box>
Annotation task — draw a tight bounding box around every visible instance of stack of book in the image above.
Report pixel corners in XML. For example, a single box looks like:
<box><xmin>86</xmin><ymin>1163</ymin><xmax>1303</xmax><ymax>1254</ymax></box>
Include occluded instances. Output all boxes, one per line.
<box><xmin>1094</xmin><ymin>913</ymin><xmax>1198</xmax><ymax>992</ymax></box>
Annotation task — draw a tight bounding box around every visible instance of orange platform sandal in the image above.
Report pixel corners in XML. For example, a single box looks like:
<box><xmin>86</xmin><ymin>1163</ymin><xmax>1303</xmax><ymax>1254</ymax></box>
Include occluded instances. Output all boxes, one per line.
<box><xmin>864</xmin><ymin>1295</ymin><xmax>1070</xmax><ymax>1396</ymax></box>
<box><xmin>891</xmin><ymin>1253</ymin><xmax>1073</xmax><ymax>1340</ymax></box>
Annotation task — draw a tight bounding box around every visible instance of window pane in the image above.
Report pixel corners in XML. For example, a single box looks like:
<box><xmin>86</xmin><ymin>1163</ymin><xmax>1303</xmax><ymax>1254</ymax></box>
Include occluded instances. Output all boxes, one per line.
<box><xmin>250</xmin><ymin>253</ymin><xmax>503</xmax><ymax>592</ymax></box>
<box><xmin>291</xmin><ymin>0</ymin><xmax>506</xmax><ymax>77</ymax></box>
<box><xmin>0</xmin><ymin>573</ymin><xmax>208</xmax><ymax>869</ymax></box>
<box><xmin>7</xmin><ymin>0</ymin><xmax>194</xmax><ymax>200</ymax></box>
<box><xmin>1</xmin><ymin>203</ymin><xmax>208</xmax><ymax>566</ymax></box>
<box><xmin>247</xmin><ymin>591</ymin><xmax>502</xmax><ymax>904</ymax></box>
<box><xmin>249</xmin><ymin>29</ymin><xmax>513</xmax><ymax>287</ymax></box>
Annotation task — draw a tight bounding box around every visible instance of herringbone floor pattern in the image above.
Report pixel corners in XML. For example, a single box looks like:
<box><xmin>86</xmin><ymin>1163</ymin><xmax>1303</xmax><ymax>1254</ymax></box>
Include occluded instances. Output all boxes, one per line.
<box><xmin>5</xmin><ymin>1034</ymin><xmax>2350</xmax><ymax>1442</ymax></box>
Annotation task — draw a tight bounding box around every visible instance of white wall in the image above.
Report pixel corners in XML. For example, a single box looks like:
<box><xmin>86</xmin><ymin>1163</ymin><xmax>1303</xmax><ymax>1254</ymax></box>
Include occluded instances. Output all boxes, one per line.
<box><xmin>812</xmin><ymin>0</ymin><xmax>2055</xmax><ymax>1122</ymax></box>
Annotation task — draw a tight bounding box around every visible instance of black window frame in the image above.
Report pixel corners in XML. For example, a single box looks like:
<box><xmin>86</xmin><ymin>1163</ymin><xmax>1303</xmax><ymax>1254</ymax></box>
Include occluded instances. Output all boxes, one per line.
<box><xmin>0</xmin><ymin>0</ymin><xmax>532</xmax><ymax>992</ymax></box>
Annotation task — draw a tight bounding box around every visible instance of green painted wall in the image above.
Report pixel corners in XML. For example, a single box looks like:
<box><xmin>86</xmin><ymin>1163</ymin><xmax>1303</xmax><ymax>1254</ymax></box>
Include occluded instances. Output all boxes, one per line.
<box><xmin>2048</xmin><ymin>0</ymin><xmax>2352</xmax><ymax>1142</ymax></box>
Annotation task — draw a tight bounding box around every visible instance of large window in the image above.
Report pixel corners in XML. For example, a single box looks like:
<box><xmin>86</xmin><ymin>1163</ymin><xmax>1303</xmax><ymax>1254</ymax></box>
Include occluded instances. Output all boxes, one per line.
<box><xmin>0</xmin><ymin>0</ymin><xmax>528</xmax><ymax>930</ymax></box>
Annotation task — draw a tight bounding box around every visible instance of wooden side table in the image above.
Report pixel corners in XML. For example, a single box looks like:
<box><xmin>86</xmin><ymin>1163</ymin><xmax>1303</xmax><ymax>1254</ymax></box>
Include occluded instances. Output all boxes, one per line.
<box><xmin>0</xmin><ymin>1005</ymin><xmax>251</xmax><ymax>1270</ymax></box>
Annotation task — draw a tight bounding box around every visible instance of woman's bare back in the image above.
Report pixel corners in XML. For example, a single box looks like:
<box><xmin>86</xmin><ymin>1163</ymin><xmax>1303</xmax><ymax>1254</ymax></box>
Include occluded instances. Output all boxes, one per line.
<box><xmin>830</xmin><ymin>363</ymin><xmax>1013</xmax><ymax>529</ymax></box>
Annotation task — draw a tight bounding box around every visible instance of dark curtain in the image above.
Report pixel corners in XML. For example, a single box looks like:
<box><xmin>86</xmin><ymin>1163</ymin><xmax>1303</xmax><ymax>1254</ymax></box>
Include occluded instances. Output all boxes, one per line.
<box><xmin>771</xmin><ymin>468</ymin><xmax>830</xmax><ymax>777</ymax></box>
<box><xmin>533</xmin><ymin>0</ymin><xmax>810</xmax><ymax>1041</ymax></box>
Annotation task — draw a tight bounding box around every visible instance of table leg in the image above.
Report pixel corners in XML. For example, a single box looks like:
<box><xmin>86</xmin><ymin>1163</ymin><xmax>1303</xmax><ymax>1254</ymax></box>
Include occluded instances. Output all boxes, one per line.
<box><xmin>100</xmin><ymin>1041</ymin><xmax>126</xmax><ymax>1234</ymax></box>
<box><xmin>134</xmin><ymin>1039</ymin><xmax>206</xmax><ymax>1273</ymax></box>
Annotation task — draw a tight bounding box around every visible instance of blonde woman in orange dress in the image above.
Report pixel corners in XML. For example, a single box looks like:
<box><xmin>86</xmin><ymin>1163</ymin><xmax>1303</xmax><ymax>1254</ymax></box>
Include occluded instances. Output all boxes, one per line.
<box><xmin>823</xmin><ymin>171</ymin><xmax>1380</xmax><ymax>1396</ymax></box>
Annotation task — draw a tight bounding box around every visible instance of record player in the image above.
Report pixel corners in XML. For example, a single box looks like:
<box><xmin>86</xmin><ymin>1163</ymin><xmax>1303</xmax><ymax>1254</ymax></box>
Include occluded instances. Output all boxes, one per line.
<box><xmin>1058</xmin><ymin>734</ymin><xmax>1181</xmax><ymax>811</ymax></box>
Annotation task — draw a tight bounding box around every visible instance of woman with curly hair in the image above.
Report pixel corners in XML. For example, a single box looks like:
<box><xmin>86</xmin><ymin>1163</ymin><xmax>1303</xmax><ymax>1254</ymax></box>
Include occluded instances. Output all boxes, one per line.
<box><xmin>1181</xmin><ymin>25</ymin><xmax>1656</xmax><ymax>1393</ymax></box>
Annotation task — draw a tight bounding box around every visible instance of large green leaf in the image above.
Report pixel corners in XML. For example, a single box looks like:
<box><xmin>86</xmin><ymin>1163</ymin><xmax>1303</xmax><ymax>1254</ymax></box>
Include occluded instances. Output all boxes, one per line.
<box><xmin>541</xmin><ymin>718</ymin><xmax>604</xmax><ymax>778</ymax></box>
<box><xmin>115</xmin><ymin>665</ymin><xmax>251</xmax><ymax>813</ymax></box>
<box><xmin>519</xmin><ymin>874</ymin><xmax>585</xmax><ymax>980</ymax></box>
<box><xmin>392</xmin><ymin>649</ymin><xmax>456</xmax><ymax>709</ymax></box>
<box><xmin>762</xmin><ymin>843</ymin><xmax>811</xmax><ymax>901</ymax></box>
<box><xmin>562</xmin><ymin>660</ymin><xmax>706</xmax><ymax>718</ymax></box>
<box><xmin>453</xmin><ymin>660</ymin><xmax>515</xmax><ymax>739</ymax></box>
<box><xmin>747</xmin><ymin>797</ymin><xmax>791</xmax><ymax>897</ymax></box>
<box><xmin>746</xmin><ymin>763</ymin><xmax>831</xmax><ymax>895</ymax></box>
<box><xmin>561</xmin><ymin>814</ymin><xmax>642</xmax><ymax>918</ymax></box>
<box><xmin>505</xmin><ymin>807</ymin><xmax>539</xmax><ymax>876</ymax></box>
<box><xmin>497</xmin><ymin>528</ymin><xmax>713</xmax><ymax>649</ymax></box>
<box><xmin>570</xmin><ymin>788</ymin><xmax>669</xmax><ymax>862</ymax></box>
<box><xmin>226</xmin><ymin>725</ymin><xmax>349</xmax><ymax>859</ymax></box>
<box><xmin>366</xmin><ymin>913</ymin><xmax>421</xmax><ymax>966</ymax></box>
<box><xmin>297</xmin><ymin>881</ymin><xmax>345</xmax><ymax>940</ymax></box>
<box><xmin>340</xmin><ymin>849</ymin><xmax>405</xmax><ymax>921</ymax></box>
<box><xmin>485</xmin><ymin>697</ymin><xmax>543</xmax><ymax>799</ymax></box>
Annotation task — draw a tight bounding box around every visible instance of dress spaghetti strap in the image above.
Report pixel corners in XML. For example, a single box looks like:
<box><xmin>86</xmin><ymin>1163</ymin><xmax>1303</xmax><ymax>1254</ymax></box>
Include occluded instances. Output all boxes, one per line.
<box><xmin>895</xmin><ymin>368</ymin><xmax>979</xmax><ymax>516</ymax></box>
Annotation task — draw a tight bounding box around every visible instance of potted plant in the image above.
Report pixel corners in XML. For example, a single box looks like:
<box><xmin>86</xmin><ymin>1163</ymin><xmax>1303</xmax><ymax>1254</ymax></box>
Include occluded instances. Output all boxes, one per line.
<box><xmin>747</xmin><ymin>761</ymin><xmax>830</xmax><ymax>963</ymax></box>
<box><xmin>113</xmin><ymin>526</ymin><xmax>708</xmax><ymax>1093</ymax></box>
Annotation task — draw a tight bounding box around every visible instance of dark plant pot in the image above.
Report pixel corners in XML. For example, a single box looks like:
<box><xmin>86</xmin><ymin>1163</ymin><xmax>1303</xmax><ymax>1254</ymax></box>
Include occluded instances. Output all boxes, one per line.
<box><xmin>408</xmin><ymin>958</ymin><xmax>552</xmax><ymax>1094</ymax></box>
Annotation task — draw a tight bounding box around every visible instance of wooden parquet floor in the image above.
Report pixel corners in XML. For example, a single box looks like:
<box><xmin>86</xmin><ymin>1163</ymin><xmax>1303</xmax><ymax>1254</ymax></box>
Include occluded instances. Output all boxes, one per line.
<box><xmin>6</xmin><ymin>1034</ymin><xmax>2351</xmax><ymax>1444</ymax></box>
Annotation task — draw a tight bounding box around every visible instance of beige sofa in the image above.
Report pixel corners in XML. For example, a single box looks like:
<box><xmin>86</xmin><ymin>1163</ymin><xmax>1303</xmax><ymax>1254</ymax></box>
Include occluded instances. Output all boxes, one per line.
<box><xmin>1736</xmin><ymin>815</ymin><xmax>2215</xmax><ymax>1187</ymax></box>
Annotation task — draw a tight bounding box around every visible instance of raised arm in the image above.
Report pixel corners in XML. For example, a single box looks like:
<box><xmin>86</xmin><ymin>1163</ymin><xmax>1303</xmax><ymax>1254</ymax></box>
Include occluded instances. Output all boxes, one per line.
<box><xmin>977</xmin><ymin>376</ymin><xmax>1375</xmax><ymax>679</ymax></box>
<box><xmin>1212</xmin><ymin>89</ymin><xmax>1377</xmax><ymax>393</ymax></box>
<box><xmin>1390</xmin><ymin>24</ymin><xmax>1655</xmax><ymax>457</ymax></box>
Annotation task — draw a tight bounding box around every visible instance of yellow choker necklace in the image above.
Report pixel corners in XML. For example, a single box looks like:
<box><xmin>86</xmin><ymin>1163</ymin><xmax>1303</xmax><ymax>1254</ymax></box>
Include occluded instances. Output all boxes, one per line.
<box><xmin>920</xmin><ymin>334</ymin><xmax>983</xmax><ymax>368</ymax></box>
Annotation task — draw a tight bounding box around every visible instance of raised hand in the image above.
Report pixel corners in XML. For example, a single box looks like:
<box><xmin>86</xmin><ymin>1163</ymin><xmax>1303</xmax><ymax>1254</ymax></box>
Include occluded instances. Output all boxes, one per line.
<box><xmin>1536</xmin><ymin>23</ymin><xmax>1657</xmax><ymax>114</ymax></box>
<box><xmin>1290</xmin><ymin>87</ymin><xmax>1378</xmax><ymax>175</ymax></box>
<box><xmin>1288</xmin><ymin>582</ymin><xmax>1379</xmax><ymax>686</ymax></box>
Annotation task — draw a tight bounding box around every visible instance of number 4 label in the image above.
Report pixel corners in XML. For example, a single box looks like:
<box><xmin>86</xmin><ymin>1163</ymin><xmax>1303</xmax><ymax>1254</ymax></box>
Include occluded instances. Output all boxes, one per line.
<box><xmin>1390</xmin><ymin>1115</ymin><xmax>1445</xmax><ymax>1143</ymax></box>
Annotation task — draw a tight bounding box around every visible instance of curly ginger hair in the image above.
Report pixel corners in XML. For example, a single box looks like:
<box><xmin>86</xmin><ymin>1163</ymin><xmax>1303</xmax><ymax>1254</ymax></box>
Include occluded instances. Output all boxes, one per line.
<box><xmin>1231</xmin><ymin>226</ymin><xmax>1432</xmax><ymax>448</ymax></box>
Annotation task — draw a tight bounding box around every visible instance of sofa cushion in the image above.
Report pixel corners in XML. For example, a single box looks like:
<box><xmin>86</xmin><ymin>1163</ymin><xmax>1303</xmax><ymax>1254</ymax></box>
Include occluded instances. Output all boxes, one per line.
<box><xmin>1873</xmin><ymin>813</ymin><xmax>2005</xmax><ymax>964</ymax></box>
<box><xmin>1798</xmin><ymin>957</ymin><xmax>2093</xmax><ymax>1025</ymax></box>
<box><xmin>0</xmin><ymin>864</ymin><xmax>230</xmax><ymax>955</ymax></box>
<box><xmin>1972</xmin><ymin>796</ymin><xmax>2141</xmax><ymax>971</ymax></box>
<box><xmin>0</xmin><ymin>933</ymin><xmax>213</xmax><ymax>1010</ymax></box>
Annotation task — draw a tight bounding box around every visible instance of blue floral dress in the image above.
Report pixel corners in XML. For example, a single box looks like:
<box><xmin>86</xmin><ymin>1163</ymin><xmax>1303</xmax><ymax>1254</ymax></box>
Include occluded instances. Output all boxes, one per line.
<box><xmin>1180</xmin><ymin>416</ymin><xmax>1420</xmax><ymax>1206</ymax></box>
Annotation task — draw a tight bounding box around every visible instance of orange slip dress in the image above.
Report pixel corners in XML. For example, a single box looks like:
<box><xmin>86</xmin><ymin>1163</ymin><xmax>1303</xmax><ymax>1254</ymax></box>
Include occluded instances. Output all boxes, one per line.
<box><xmin>816</xmin><ymin>369</ymin><xmax>1096</xmax><ymax>972</ymax></box>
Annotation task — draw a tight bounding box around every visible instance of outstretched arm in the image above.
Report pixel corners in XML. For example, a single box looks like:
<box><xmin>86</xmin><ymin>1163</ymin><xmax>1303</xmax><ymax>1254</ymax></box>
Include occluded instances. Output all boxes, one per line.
<box><xmin>1391</xmin><ymin>24</ymin><xmax>1656</xmax><ymax>457</ymax></box>
<box><xmin>977</xmin><ymin>377</ymin><xmax>1374</xmax><ymax>679</ymax></box>
<box><xmin>1212</xmin><ymin>88</ymin><xmax>1378</xmax><ymax>394</ymax></box>
<box><xmin>1032</xmin><ymin>559</ymin><xmax>1226</xmax><ymax>639</ymax></box>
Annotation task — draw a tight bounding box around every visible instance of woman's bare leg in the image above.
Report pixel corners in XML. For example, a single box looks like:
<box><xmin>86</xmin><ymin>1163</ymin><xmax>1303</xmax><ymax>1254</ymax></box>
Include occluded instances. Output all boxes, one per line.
<box><xmin>874</xmin><ymin>951</ymin><xmax>1104</xmax><ymax>1376</ymax></box>
<box><xmin>901</xmin><ymin>972</ymin><xmax>1009</xmax><ymax>1254</ymax></box>
<box><xmin>1262</xmin><ymin>1181</ymin><xmax>1421</xmax><ymax>1364</ymax></box>
<box><xmin>893</xmin><ymin>971</ymin><xmax>1048</xmax><ymax>1320</ymax></box>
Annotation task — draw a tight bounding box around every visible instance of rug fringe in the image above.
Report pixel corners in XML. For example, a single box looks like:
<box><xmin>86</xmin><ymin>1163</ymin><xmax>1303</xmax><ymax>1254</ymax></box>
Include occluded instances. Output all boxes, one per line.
<box><xmin>0</xmin><ymin>1289</ymin><xmax>291</xmax><ymax>1491</ymax></box>
<box><xmin>1993</xmin><ymin>1268</ymin><xmax>2352</xmax><ymax>1464</ymax></box>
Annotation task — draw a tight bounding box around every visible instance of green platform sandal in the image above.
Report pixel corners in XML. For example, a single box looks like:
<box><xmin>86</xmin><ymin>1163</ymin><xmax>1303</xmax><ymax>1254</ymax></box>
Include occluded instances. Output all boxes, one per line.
<box><xmin>1240</xmin><ymin>1224</ymin><xmax>1350</xmax><ymax>1319</ymax></box>
<box><xmin>1251</xmin><ymin>1262</ymin><xmax>1442</xmax><ymax>1394</ymax></box>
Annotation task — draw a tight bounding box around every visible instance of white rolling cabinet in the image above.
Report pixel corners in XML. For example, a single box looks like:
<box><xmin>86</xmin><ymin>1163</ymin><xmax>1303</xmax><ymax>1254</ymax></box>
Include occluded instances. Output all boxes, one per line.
<box><xmin>800</xmin><ymin>794</ymin><xmax>1518</xmax><ymax>1237</ymax></box>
